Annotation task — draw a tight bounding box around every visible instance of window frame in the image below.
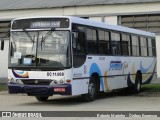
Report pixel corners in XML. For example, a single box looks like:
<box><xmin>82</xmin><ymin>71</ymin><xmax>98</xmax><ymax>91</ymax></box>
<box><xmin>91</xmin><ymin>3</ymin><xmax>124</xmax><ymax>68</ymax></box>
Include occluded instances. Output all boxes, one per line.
<box><xmin>71</xmin><ymin>23</ymin><xmax>156</xmax><ymax>57</ymax></box>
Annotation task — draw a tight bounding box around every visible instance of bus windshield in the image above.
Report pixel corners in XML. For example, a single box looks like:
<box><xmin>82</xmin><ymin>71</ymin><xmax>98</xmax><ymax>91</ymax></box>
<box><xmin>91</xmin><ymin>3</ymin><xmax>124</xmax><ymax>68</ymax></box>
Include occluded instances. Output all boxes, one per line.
<box><xmin>9</xmin><ymin>30</ymin><xmax>71</xmax><ymax>69</ymax></box>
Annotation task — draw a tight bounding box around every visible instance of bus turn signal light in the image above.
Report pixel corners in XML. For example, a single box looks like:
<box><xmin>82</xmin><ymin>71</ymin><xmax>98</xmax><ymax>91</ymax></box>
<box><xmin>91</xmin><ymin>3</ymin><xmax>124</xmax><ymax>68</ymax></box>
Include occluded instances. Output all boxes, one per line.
<box><xmin>66</xmin><ymin>79</ymin><xmax>71</xmax><ymax>83</ymax></box>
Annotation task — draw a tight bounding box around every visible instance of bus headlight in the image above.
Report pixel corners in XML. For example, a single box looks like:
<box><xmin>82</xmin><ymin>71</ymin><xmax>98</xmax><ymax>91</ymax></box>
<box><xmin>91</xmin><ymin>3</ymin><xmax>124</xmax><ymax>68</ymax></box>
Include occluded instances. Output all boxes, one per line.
<box><xmin>54</xmin><ymin>80</ymin><xmax>58</xmax><ymax>84</ymax></box>
<box><xmin>8</xmin><ymin>77</ymin><xmax>23</xmax><ymax>84</ymax></box>
<box><xmin>8</xmin><ymin>76</ymin><xmax>12</xmax><ymax>82</ymax></box>
<box><xmin>16</xmin><ymin>79</ymin><xmax>23</xmax><ymax>84</ymax></box>
<box><xmin>60</xmin><ymin>79</ymin><xmax>64</xmax><ymax>84</ymax></box>
<box><xmin>50</xmin><ymin>79</ymin><xmax>65</xmax><ymax>85</ymax></box>
<box><xmin>8</xmin><ymin>78</ymin><xmax>15</xmax><ymax>83</ymax></box>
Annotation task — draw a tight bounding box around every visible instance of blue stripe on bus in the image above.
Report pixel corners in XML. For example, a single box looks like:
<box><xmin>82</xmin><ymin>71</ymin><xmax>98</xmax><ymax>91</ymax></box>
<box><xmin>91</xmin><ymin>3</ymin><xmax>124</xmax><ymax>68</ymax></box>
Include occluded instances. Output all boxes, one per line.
<box><xmin>90</xmin><ymin>63</ymin><xmax>104</xmax><ymax>91</ymax></box>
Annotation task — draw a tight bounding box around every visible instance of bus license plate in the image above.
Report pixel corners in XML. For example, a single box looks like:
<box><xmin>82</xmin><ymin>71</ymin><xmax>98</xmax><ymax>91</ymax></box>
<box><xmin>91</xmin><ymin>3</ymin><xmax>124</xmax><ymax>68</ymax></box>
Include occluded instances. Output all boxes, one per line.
<box><xmin>54</xmin><ymin>88</ymin><xmax>65</xmax><ymax>92</ymax></box>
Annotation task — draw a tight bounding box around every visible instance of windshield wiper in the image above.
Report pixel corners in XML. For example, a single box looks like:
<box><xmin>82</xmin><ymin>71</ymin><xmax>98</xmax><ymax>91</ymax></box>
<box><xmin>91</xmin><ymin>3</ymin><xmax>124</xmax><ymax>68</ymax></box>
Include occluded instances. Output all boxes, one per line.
<box><xmin>22</xmin><ymin>28</ymin><xmax>35</xmax><ymax>43</ymax></box>
<box><xmin>41</xmin><ymin>28</ymin><xmax>55</xmax><ymax>43</ymax></box>
<box><xmin>40</xmin><ymin>28</ymin><xmax>55</xmax><ymax>51</ymax></box>
<box><xmin>22</xmin><ymin>28</ymin><xmax>35</xmax><ymax>51</ymax></box>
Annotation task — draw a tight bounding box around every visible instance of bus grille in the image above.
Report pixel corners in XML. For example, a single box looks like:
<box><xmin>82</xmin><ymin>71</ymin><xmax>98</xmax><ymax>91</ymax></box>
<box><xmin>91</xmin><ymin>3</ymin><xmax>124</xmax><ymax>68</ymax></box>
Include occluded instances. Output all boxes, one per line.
<box><xmin>21</xmin><ymin>79</ymin><xmax>52</xmax><ymax>85</ymax></box>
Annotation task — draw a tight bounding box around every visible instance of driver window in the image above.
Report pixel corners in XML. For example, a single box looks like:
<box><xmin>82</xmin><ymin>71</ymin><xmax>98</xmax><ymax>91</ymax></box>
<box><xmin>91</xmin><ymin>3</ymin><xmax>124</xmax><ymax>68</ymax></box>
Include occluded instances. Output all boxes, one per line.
<box><xmin>72</xmin><ymin>25</ymin><xmax>86</xmax><ymax>54</ymax></box>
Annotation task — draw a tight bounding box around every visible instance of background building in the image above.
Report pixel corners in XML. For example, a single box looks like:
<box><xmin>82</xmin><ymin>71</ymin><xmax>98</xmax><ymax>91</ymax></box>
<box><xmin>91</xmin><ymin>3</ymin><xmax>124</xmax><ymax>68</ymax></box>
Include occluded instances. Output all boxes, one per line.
<box><xmin>0</xmin><ymin>0</ymin><xmax>160</xmax><ymax>82</ymax></box>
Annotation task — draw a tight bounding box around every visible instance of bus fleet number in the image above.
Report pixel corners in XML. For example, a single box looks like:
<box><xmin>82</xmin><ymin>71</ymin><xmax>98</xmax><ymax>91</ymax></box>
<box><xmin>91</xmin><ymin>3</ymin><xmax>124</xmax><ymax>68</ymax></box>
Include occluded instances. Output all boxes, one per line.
<box><xmin>47</xmin><ymin>72</ymin><xmax>64</xmax><ymax>76</ymax></box>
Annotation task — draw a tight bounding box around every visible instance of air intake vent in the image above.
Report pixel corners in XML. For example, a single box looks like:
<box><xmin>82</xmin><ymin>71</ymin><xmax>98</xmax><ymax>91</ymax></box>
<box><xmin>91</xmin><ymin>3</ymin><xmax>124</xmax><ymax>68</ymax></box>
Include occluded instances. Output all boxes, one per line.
<box><xmin>22</xmin><ymin>79</ymin><xmax>52</xmax><ymax>85</ymax></box>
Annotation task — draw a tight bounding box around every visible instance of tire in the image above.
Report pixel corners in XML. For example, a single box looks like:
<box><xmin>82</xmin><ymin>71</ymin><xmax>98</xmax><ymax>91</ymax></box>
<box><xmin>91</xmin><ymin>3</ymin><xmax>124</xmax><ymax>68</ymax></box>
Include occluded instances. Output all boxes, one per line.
<box><xmin>36</xmin><ymin>96</ymin><xmax>49</xmax><ymax>101</ymax></box>
<box><xmin>81</xmin><ymin>76</ymin><xmax>97</xmax><ymax>102</ymax></box>
<box><xmin>134</xmin><ymin>73</ymin><xmax>142</xmax><ymax>94</ymax></box>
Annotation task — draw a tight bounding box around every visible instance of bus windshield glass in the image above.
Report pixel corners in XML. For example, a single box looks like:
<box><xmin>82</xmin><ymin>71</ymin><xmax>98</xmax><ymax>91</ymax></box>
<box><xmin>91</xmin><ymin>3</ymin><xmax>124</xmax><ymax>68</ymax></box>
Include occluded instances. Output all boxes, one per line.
<box><xmin>9</xmin><ymin>30</ymin><xmax>71</xmax><ymax>69</ymax></box>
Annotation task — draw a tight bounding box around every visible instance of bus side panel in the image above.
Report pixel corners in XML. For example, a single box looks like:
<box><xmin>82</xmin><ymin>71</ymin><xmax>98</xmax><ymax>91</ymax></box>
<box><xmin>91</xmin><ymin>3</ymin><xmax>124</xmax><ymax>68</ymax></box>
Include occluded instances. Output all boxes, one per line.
<box><xmin>72</xmin><ymin>55</ymin><xmax>157</xmax><ymax>95</ymax></box>
<box><xmin>72</xmin><ymin>66</ymin><xmax>89</xmax><ymax>95</ymax></box>
<box><xmin>71</xmin><ymin>79</ymin><xmax>89</xmax><ymax>95</ymax></box>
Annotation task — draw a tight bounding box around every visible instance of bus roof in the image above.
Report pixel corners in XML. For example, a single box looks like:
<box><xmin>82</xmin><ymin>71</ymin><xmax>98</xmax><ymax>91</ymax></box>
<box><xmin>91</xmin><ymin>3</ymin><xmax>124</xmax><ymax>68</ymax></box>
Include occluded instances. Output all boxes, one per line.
<box><xmin>69</xmin><ymin>16</ymin><xmax>155</xmax><ymax>38</ymax></box>
<box><xmin>12</xmin><ymin>16</ymin><xmax>155</xmax><ymax>38</ymax></box>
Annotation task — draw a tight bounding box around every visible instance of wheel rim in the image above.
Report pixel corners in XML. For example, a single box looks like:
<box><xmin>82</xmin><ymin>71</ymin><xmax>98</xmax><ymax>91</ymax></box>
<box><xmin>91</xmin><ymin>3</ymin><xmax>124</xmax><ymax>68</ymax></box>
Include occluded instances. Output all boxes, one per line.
<box><xmin>88</xmin><ymin>83</ymin><xmax>95</xmax><ymax>97</ymax></box>
<box><xmin>137</xmin><ymin>80</ymin><xmax>141</xmax><ymax>91</ymax></box>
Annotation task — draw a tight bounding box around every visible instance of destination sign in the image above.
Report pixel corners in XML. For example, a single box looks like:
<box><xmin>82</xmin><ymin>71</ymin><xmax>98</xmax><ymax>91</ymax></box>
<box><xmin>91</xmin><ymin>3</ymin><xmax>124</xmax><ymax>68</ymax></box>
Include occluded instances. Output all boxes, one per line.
<box><xmin>12</xmin><ymin>18</ymin><xmax>69</xmax><ymax>29</ymax></box>
<box><xmin>30</xmin><ymin>21</ymin><xmax>60</xmax><ymax>28</ymax></box>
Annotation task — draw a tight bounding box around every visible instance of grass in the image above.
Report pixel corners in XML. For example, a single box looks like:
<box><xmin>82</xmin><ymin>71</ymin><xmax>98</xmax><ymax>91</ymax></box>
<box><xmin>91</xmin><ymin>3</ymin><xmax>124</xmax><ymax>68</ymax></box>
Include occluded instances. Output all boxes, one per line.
<box><xmin>141</xmin><ymin>84</ymin><xmax>160</xmax><ymax>92</ymax></box>
<box><xmin>0</xmin><ymin>84</ymin><xmax>8</xmax><ymax>91</ymax></box>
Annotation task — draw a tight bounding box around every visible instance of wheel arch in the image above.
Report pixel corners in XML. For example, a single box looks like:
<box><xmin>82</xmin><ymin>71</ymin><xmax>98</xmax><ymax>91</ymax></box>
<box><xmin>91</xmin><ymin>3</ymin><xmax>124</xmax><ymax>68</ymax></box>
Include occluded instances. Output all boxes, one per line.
<box><xmin>136</xmin><ymin>70</ymin><xmax>142</xmax><ymax>83</ymax></box>
<box><xmin>90</xmin><ymin>72</ymin><xmax>100</xmax><ymax>92</ymax></box>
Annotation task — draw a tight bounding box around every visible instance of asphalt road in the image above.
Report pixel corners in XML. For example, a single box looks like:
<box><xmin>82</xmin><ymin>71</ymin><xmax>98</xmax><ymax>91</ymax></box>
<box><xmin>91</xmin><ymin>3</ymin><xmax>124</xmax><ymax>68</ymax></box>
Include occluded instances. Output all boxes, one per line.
<box><xmin>1</xmin><ymin>90</ymin><xmax>160</xmax><ymax>120</ymax></box>
<box><xmin>1</xmin><ymin>78</ymin><xmax>160</xmax><ymax>120</ymax></box>
<box><xmin>0</xmin><ymin>91</ymin><xmax>160</xmax><ymax>111</ymax></box>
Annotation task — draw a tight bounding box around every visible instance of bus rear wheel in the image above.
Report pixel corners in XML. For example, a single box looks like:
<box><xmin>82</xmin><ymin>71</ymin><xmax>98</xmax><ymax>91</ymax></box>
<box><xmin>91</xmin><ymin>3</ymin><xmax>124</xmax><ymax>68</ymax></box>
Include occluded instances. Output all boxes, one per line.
<box><xmin>134</xmin><ymin>72</ymin><xmax>142</xmax><ymax>93</ymax></box>
<box><xmin>36</xmin><ymin>96</ymin><xmax>49</xmax><ymax>101</ymax></box>
<box><xmin>81</xmin><ymin>76</ymin><xmax>97</xmax><ymax>102</ymax></box>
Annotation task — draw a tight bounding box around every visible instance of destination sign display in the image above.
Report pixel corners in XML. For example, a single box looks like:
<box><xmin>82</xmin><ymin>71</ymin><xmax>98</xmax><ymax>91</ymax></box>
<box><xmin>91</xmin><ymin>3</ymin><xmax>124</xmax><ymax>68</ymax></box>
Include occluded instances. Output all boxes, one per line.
<box><xmin>30</xmin><ymin>21</ymin><xmax>60</xmax><ymax>28</ymax></box>
<box><xmin>12</xmin><ymin>18</ymin><xmax>69</xmax><ymax>29</ymax></box>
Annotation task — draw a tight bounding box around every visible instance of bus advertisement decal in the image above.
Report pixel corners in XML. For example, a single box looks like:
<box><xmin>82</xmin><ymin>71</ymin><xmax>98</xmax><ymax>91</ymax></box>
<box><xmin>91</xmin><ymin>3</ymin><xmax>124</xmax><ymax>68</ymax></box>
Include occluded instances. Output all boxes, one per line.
<box><xmin>12</xmin><ymin>70</ymin><xmax>29</xmax><ymax>78</ymax></box>
<box><xmin>109</xmin><ymin>61</ymin><xmax>123</xmax><ymax>70</ymax></box>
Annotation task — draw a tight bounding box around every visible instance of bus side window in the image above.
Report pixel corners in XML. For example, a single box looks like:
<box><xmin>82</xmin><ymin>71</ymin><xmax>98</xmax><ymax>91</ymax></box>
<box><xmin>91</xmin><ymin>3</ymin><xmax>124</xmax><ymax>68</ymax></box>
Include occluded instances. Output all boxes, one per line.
<box><xmin>148</xmin><ymin>38</ymin><xmax>153</xmax><ymax>56</ymax></box>
<box><xmin>111</xmin><ymin>32</ymin><xmax>121</xmax><ymax>55</ymax></box>
<box><xmin>140</xmin><ymin>37</ymin><xmax>147</xmax><ymax>56</ymax></box>
<box><xmin>151</xmin><ymin>39</ymin><xmax>156</xmax><ymax>56</ymax></box>
<box><xmin>87</xmin><ymin>28</ymin><xmax>97</xmax><ymax>54</ymax></box>
<box><xmin>147</xmin><ymin>38</ymin><xmax>156</xmax><ymax>57</ymax></box>
<box><xmin>131</xmin><ymin>35</ymin><xmax>139</xmax><ymax>56</ymax></box>
<box><xmin>98</xmin><ymin>30</ymin><xmax>110</xmax><ymax>55</ymax></box>
<box><xmin>121</xmin><ymin>34</ymin><xmax>131</xmax><ymax>56</ymax></box>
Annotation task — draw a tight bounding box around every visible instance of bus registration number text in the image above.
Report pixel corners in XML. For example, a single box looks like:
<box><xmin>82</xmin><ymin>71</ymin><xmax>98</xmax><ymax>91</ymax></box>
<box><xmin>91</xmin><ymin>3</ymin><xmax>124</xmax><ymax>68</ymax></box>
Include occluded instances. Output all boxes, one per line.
<box><xmin>47</xmin><ymin>72</ymin><xmax>64</xmax><ymax>76</ymax></box>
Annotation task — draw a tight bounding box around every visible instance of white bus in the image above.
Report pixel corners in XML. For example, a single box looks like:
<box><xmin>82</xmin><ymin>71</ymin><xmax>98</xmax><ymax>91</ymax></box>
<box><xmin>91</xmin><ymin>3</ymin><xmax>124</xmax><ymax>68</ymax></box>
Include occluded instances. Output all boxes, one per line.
<box><xmin>6</xmin><ymin>16</ymin><xmax>157</xmax><ymax>102</ymax></box>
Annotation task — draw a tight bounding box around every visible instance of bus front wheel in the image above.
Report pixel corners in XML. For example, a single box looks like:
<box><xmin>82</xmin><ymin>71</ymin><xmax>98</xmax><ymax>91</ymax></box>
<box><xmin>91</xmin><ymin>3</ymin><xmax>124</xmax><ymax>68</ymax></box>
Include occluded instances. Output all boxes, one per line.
<box><xmin>35</xmin><ymin>96</ymin><xmax>49</xmax><ymax>101</ymax></box>
<box><xmin>81</xmin><ymin>77</ymin><xmax>97</xmax><ymax>102</ymax></box>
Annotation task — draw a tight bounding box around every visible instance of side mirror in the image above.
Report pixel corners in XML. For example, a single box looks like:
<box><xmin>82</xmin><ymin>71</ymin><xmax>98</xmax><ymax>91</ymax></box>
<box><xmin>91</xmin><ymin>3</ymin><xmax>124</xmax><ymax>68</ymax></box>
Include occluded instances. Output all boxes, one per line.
<box><xmin>1</xmin><ymin>40</ymin><xmax>4</xmax><ymax>50</ymax></box>
<box><xmin>0</xmin><ymin>32</ymin><xmax>10</xmax><ymax>51</ymax></box>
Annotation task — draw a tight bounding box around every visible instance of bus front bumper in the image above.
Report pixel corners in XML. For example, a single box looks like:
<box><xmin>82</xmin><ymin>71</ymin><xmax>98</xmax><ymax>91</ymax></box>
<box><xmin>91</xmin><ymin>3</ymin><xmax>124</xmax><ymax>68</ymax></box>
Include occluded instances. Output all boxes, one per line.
<box><xmin>8</xmin><ymin>83</ymin><xmax>72</xmax><ymax>96</ymax></box>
